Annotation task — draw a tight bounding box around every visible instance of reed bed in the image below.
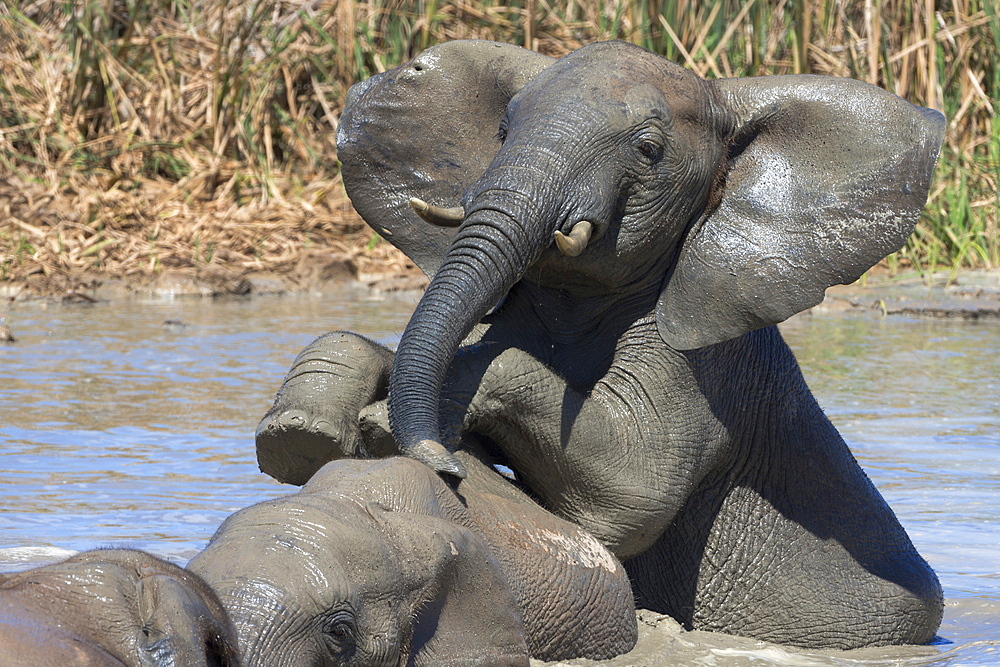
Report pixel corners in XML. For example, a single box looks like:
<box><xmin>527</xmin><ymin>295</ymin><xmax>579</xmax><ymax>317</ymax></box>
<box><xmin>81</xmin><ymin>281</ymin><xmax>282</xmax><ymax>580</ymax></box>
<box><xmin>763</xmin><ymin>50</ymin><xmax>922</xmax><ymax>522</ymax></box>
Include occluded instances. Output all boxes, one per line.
<box><xmin>1</xmin><ymin>0</ymin><xmax>997</xmax><ymax>292</ymax></box>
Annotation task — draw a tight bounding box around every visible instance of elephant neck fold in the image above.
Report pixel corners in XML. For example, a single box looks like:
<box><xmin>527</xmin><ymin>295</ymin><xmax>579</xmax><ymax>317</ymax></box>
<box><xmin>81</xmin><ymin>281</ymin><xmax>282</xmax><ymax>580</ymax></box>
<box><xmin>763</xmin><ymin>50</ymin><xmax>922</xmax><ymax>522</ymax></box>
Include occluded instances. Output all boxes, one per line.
<box><xmin>500</xmin><ymin>278</ymin><xmax>658</xmax><ymax>348</ymax></box>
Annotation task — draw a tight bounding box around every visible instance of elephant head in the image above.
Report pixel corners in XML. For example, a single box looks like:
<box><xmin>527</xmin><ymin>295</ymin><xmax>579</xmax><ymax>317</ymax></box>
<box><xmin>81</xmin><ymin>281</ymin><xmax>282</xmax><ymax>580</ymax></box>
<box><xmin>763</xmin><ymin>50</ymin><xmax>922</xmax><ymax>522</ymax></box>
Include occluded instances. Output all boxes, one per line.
<box><xmin>190</xmin><ymin>487</ymin><xmax>525</xmax><ymax>665</ymax></box>
<box><xmin>337</xmin><ymin>40</ymin><xmax>944</xmax><ymax>475</ymax></box>
<box><xmin>188</xmin><ymin>454</ymin><xmax>636</xmax><ymax>665</ymax></box>
<box><xmin>0</xmin><ymin>549</ymin><xmax>239</xmax><ymax>666</ymax></box>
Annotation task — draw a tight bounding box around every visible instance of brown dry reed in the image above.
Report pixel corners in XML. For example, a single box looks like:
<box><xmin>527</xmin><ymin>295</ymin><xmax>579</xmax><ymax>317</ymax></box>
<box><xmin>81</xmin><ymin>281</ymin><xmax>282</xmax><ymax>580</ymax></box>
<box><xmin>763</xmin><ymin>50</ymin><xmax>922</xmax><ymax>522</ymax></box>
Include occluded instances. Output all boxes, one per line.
<box><xmin>0</xmin><ymin>0</ymin><xmax>997</xmax><ymax>290</ymax></box>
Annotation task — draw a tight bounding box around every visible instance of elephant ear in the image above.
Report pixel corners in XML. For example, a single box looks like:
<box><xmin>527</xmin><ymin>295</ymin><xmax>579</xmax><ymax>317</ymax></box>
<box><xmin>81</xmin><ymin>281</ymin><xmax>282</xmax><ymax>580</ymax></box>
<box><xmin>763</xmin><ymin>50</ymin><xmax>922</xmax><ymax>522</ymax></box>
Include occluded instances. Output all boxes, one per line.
<box><xmin>657</xmin><ymin>75</ymin><xmax>945</xmax><ymax>350</ymax></box>
<box><xmin>376</xmin><ymin>510</ymin><xmax>530</xmax><ymax>666</ymax></box>
<box><xmin>461</xmin><ymin>492</ymin><xmax>637</xmax><ymax>661</ymax></box>
<box><xmin>337</xmin><ymin>40</ymin><xmax>555</xmax><ymax>276</ymax></box>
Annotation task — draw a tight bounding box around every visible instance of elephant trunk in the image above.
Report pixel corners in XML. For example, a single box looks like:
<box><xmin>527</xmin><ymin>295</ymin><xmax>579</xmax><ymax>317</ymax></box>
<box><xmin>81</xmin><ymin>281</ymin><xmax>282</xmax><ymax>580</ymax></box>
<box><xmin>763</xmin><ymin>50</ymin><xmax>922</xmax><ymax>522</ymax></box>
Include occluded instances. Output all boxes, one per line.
<box><xmin>389</xmin><ymin>189</ymin><xmax>554</xmax><ymax>477</ymax></box>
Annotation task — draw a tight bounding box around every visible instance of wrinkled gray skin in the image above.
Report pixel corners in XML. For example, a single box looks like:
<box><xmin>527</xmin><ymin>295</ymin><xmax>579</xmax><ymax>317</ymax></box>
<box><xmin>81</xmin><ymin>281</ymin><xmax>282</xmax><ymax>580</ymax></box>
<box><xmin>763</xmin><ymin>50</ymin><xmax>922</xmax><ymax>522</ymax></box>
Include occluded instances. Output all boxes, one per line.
<box><xmin>258</xmin><ymin>40</ymin><xmax>946</xmax><ymax>648</ymax></box>
<box><xmin>0</xmin><ymin>549</ymin><xmax>239</xmax><ymax>666</ymax></box>
<box><xmin>190</xmin><ymin>450</ymin><xmax>636</xmax><ymax>666</ymax></box>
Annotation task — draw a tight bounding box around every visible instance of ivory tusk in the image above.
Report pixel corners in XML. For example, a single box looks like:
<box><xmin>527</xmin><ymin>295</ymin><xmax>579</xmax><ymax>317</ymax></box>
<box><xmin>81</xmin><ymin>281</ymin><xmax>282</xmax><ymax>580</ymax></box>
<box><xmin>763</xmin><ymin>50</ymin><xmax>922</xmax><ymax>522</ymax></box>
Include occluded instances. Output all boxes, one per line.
<box><xmin>409</xmin><ymin>197</ymin><xmax>465</xmax><ymax>227</ymax></box>
<box><xmin>553</xmin><ymin>220</ymin><xmax>593</xmax><ymax>257</ymax></box>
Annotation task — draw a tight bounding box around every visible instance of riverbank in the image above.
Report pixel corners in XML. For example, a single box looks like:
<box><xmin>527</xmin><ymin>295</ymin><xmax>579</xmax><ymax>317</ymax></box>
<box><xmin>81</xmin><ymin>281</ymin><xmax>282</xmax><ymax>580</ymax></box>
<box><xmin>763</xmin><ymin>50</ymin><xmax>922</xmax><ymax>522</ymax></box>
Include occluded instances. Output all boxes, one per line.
<box><xmin>1</xmin><ymin>162</ymin><xmax>997</xmax><ymax>325</ymax></box>
<box><xmin>0</xmin><ymin>247</ymin><xmax>428</xmax><ymax>305</ymax></box>
<box><xmin>3</xmin><ymin>238</ymin><xmax>997</xmax><ymax>317</ymax></box>
<box><xmin>4</xmin><ymin>254</ymin><xmax>999</xmax><ymax>316</ymax></box>
<box><xmin>817</xmin><ymin>268</ymin><xmax>1000</xmax><ymax>320</ymax></box>
<box><xmin>0</xmin><ymin>174</ymin><xmax>427</xmax><ymax>305</ymax></box>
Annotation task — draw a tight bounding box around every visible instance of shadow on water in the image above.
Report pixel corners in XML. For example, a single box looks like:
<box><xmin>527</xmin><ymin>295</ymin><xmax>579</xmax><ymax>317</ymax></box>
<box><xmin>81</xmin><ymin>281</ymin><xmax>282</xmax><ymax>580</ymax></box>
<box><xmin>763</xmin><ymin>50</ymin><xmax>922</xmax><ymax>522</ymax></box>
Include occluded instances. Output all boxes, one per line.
<box><xmin>0</xmin><ymin>291</ymin><xmax>997</xmax><ymax>665</ymax></box>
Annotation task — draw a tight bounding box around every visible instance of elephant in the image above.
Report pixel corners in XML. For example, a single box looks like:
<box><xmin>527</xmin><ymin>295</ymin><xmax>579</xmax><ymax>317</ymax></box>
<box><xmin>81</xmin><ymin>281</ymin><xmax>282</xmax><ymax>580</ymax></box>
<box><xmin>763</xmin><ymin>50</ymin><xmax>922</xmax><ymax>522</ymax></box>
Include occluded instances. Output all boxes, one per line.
<box><xmin>256</xmin><ymin>39</ymin><xmax>945</xmax><ymax>649</ymax></box>
<box><xmin>0</xmin><ymin>548</ymin><xmax>239</xmax><ymax>666</ymax></box>
<box><xmin>189</xmin><ymin>448</ymin><xmax>637</xmax><ymax>665</ymax></box>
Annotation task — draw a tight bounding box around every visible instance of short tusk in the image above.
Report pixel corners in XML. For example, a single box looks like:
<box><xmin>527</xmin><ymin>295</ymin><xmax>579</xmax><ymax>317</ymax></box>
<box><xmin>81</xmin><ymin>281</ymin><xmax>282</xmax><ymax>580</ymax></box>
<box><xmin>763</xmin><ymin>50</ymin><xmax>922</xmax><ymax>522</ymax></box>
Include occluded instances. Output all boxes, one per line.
<box><xmin>553</xmin><ymin>220</ymin><xmax>593</xmax><ymax>257</ymax></box>
<box><xmin>409</xmin><ymin>197</ymin><xmax>465</xmax><ymax>227</ymax></box>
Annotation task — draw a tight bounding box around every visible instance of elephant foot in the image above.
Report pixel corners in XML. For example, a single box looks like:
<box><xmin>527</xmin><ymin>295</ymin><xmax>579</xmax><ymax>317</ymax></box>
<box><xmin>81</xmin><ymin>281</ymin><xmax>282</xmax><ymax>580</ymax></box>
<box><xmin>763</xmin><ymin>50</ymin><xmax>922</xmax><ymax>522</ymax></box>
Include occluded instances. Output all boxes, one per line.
<box><xmin>256</xmin><ymin>332</ymin><xmax>394</xmax><ymax>485</ymax></box>
<box><xmin>256</xmin><ymin>408</ymin><xmax>353</xmax><ymax>485</ymax></box>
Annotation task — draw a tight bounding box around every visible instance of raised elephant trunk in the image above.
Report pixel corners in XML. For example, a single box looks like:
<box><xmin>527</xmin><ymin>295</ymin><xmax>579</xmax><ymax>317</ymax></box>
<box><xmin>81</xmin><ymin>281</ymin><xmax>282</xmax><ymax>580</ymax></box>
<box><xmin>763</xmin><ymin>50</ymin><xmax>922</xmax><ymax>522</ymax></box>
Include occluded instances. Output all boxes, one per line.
<box><xmin>389</xmin><ymin>195</ymin><xmax>555</xmax><ymax>477</ymax></box>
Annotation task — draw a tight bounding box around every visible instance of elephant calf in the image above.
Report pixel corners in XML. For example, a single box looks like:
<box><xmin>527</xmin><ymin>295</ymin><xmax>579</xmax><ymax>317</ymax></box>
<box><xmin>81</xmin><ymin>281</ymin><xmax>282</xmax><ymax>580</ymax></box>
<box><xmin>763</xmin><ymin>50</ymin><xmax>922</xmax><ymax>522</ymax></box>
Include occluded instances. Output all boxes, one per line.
<box><xmin>189</xmin><ymin>452</ymin><xmax>637</xmax><ymax>665</ymax></box>
<box><xmin>0</xmin><ymin>549</ymin><xmax>239</xmax><ymax>666</ymax></box>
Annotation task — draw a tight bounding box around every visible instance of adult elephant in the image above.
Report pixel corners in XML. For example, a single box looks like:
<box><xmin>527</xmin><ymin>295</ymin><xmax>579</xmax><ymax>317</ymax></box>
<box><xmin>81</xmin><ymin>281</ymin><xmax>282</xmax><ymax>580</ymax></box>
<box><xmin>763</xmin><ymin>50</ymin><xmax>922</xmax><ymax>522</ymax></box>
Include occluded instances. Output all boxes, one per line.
<box><xmin>258</xmin><ymin>40</ymin><xmax>945</xmax><ymax>648</ymax></box>
<box><xmin>189</xmin><ymin>450</ymin><xmax>636</xmax><ymax>665</ymax></box>
<box><xmin>0</xmin><ymin>549</ymin><xmax>238</xmax><ymax>666</ymax></box>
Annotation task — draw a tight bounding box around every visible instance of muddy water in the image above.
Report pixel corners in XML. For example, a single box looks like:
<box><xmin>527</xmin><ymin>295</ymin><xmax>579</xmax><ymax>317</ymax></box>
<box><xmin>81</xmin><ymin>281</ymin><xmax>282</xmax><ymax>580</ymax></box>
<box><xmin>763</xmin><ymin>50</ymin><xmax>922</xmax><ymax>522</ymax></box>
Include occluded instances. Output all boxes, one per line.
<box><xmin>0</xmin><ymin>291</ymin><xmax>997</xmax><ymax>665</ymax></box>
<box><xmin>0</xmin><ymin>288</ymin><xmax>418</xmax><ymax>564</ymax></box>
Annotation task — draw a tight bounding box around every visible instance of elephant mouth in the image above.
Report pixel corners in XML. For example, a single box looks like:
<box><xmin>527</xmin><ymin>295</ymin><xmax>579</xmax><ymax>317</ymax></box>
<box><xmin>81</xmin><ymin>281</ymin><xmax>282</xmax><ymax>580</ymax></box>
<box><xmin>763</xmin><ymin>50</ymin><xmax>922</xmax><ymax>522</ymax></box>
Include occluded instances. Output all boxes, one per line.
<box><xmin>410</xmin><ymin>195</ymin><xmax>597</xmax><ymax>259</ymax></box>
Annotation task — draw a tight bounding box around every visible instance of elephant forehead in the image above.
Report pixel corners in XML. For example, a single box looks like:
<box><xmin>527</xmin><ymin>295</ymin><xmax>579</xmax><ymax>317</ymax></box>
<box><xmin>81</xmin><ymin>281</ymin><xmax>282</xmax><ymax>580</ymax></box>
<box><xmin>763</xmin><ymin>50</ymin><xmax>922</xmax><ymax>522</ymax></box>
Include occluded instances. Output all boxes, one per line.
<box><xmin>29</xmin><ymin>559</ymin><xmax>136</xmax><ymax>599</ymax></box>
<box><xmin>216</xmin><ymin>501</ymin><xmax>399</xmax><ymax>591</ymax></box>
<box><xmin>72</xmin><ymin>549</ymin><xmax>206</xmax><ymax>592</ymax></box>
<box><xmin>623</xmin><ymin>84</ymin><xmax>670</xmax><ymax>122</ymax></box>
<box><xmin>307</xmin><ymin>457</ymin><xmax>457</xmax><ymax>515</ymax></box>
<box><xmin>514</xmin><ymin>42</ymin><xmax>707</xmax><ymax>128</ymax></box>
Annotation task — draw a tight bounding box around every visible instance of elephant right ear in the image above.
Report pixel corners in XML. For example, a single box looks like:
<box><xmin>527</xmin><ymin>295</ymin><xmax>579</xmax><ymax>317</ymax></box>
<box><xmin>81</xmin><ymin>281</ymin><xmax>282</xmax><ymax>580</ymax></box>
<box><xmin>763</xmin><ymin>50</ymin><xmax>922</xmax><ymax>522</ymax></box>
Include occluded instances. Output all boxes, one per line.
<box><xmin>656</xmin><ymin>75</ymin><xmax>945</xmax><ymax>349</ymax></box>
<box><xmin>377</xmin><ymin>510</ymin><xmax>531</xmax><ymax>666</ymax></box>
<box><xmin>337</xmin><ymin>41</ymin><xmax>555</xmax><ymax>276</ymax></box>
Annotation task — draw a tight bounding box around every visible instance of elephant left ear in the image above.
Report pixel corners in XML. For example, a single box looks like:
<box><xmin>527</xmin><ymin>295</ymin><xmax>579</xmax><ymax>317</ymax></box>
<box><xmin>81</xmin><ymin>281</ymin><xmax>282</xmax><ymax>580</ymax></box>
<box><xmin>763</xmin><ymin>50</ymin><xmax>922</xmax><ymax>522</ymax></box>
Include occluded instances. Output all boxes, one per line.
<box><xmin>657</xmin><ymin>75</ymin><xmax>945</xmax><ymax>350</ymax></box>
<box><xmin>338</xmin><ymin>40</ymin><xmax>555</xmax><ymax>277</ymax></box>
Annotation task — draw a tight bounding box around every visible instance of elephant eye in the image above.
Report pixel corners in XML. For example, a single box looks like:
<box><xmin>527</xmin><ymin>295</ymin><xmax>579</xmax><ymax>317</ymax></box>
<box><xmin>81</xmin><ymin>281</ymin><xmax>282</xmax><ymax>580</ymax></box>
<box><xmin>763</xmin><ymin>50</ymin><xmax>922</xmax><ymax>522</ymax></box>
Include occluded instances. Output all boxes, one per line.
<box><xmin>496</xmin><ymin>119</ymin><xmax>508</xmax><ymax>145</ymax></box>
<box><xmin>322</xmin><ymin>611</ymin><xmax>357</xmax><ymax>657</ymax></box>
<box><xmin>637</xmin><ymin>139</ymin><xmax>663</xmax><ymax>163</ymax></box>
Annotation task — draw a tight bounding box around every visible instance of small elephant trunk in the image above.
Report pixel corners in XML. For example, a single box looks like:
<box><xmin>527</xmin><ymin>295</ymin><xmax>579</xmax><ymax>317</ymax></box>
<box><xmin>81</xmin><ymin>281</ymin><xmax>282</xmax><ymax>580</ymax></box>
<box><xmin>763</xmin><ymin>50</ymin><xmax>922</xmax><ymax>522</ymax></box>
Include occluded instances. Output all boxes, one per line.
<box><xmin>388</xmin><ymin>202</ymin><xmax>552</xmax><ymax>476</ymax></box>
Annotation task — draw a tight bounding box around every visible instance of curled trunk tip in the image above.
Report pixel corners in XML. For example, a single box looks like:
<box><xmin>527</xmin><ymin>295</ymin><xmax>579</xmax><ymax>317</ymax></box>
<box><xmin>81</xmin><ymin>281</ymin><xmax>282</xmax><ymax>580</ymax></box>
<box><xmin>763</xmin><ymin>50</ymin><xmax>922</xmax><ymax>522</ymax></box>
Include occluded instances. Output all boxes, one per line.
<box><xmin>389</xmin><ymin>203</ymin><xmax>548</xmax><ymax>477</ymax></box>
<box><xmin>408</xmin><ymin>439</ymin><xmax>467</xmax><ymax>478</ymax></box>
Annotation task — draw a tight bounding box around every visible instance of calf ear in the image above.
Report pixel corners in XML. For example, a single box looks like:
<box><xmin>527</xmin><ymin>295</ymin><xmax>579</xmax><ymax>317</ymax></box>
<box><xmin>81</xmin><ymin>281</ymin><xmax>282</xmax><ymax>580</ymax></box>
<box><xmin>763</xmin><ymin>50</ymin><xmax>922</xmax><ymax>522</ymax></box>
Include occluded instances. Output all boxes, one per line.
<box><xmin>136</xmin><ymin>571</ymin><xmax>240</xmax><ymax>667</ymax></box>
<box><xmin>377</xmin><ymin>511</ymin><xmax>530</xmax><ymax>666</ymax></box>
<box><xmin>114</xmin><ymin>552</ymin><xmax>240</xmax><ymax>667</ymax></box>
<box><xmin>462</xmin><ymin>492</ymin><xmax>637</xmax><ymax>661</ymax></box>
<box><xmin>338</xmin><ymin>40</ymin><xmax>554</xmax><ymax>276</ymax></box>
<box><xmin>656</xmin><ymin>75</ymin><xmax>944</xmax><ymax>350</ymax></box>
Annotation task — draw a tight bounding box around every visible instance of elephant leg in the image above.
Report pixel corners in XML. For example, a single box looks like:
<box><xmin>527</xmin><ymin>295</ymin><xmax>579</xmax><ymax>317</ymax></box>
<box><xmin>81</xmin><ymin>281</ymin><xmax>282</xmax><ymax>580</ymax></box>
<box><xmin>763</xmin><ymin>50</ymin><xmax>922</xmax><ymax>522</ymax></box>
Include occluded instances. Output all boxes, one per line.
<box><xmin>624</xmin><ymin>460</ymin><xmax>943</xmax><ymax>648</ymax></box>
<box><xmin>256</xmin><ymin>331</ymin><xmax>394</xmax><ymax>485</ymax></box>
<box><xmin>445</xmin><ymin>339</ymin><xmax>705</xmax><ymax>559</ymax></box>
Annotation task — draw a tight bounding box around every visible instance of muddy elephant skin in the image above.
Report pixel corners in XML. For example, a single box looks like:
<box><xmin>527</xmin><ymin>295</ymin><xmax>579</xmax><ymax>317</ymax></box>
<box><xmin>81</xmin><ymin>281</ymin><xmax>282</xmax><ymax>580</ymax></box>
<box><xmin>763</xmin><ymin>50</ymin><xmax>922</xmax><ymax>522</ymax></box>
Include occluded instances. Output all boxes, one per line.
<box><xmin>0</xmin><ymin>549</ymin><xmax>239</xmax><ymax>666</ymax></box>
<box><xmin>190</xmin><ymin>453</ymin><xmax>636</xmax><ymax>665</ymax></box>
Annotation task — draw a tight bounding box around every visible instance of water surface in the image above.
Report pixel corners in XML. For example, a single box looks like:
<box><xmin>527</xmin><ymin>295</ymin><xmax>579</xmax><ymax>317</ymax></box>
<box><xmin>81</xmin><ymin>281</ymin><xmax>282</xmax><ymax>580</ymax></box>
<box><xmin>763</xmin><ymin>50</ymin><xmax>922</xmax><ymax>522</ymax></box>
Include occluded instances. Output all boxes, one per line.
<box><xmin>0</xmin><ymin>292</ymin><xmax>996</xmax><ymax>664</ymax></box>
<box><xmin>778</xmin><ymin>311</ymin><xmax>1000</xmax><ymax>665</ymax></box>
<box><xmin>0</xmin><ymin>289</ymin><xmax>416</xmax><ymax>563</ymax></box>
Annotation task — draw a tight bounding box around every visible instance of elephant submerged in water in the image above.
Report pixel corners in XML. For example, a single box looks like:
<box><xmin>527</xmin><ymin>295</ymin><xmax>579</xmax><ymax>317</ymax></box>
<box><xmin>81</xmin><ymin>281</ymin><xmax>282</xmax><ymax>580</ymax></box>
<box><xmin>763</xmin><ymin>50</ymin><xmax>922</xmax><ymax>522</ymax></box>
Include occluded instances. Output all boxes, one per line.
<box><xmin>0</xmin><ymin>549</ymin><xmax>238</xmax><ymax>666</ymax></box>
<box><xmin>258</xmin><ymin>40</ymin><xmax>945</xmax><ymax>649</ymax></box>
<box><xmin>189</xmin><ymin>450</ymin><xmax>636</xmax><ymax>665</ymax></box>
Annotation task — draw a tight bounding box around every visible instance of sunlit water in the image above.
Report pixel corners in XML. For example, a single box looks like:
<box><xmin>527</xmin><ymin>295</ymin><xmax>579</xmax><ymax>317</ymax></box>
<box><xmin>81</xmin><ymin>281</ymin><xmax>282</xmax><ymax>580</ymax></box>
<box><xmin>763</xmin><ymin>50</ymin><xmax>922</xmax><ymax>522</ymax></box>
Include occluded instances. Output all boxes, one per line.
<box><xmin>0</xmin><ymin>290</ymin><xmax>997</xmax><ymax>665</ymax></box>
<box><xmin>0</xmin><ymin>288</ymin><xmax>418</xmax><ymax>564</ymax></box>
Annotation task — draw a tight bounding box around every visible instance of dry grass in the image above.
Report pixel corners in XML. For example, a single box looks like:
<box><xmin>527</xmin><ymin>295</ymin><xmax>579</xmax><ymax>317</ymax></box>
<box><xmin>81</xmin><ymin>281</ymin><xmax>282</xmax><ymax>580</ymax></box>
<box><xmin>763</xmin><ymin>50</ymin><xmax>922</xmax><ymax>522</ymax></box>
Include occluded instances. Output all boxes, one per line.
<box><xmin>1</xmin><ymin>0</ymin><xmax>997</xmax><ymax>294</ymax></box>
